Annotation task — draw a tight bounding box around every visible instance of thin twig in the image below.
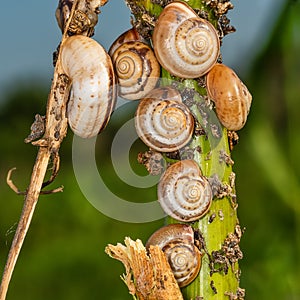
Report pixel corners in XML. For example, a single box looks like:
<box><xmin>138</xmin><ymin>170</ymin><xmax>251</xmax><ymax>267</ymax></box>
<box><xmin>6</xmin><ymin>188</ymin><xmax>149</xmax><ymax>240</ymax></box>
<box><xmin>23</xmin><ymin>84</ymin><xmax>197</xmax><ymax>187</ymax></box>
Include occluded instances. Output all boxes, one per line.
<box><xmin>6</xmin><ymin>168</ymin><xmax>26</xmax><ymax>195</ymax></box>
<box><xmin>0</xmin><ymin>1</ymin><xmax>79</xmax><ymax>298</ymax></box>
<box><xmin>6</xmin><ymin>168</ymin><xmax>64</xmax><ymax>195</ymax></box>
<box><xmin>0</xmin><ymin>0</ymin><xmax>107</xmax><ymax>295</ymax></box>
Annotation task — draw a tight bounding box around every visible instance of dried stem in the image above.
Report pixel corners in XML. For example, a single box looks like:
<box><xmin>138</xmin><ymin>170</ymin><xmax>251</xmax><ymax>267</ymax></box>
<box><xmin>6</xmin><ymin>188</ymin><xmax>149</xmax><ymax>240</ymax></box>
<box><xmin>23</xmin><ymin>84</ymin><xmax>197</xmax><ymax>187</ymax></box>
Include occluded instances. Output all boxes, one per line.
<box><xmin>6</xmin><ymin>168</ymin><xmax>64</xmax><ymax>195</ymax></box>
<box><xmin>0</xmin><ymin>0</ymin><xmax>105</xmax><ymax>298</ymax></box>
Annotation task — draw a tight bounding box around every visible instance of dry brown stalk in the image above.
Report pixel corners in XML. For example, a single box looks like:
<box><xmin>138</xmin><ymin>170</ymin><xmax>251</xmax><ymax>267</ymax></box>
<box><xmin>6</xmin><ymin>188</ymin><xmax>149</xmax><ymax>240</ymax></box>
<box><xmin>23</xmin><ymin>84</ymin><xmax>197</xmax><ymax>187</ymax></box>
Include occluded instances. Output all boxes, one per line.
<box><xmin>105</xmin><ymin>238</ymin><xmax>184</xmax><ymax>300</ymax></box>
<box><xmin>0</xmin><ymin>1</ymin><xmax>106</xmax><ymax>298</ymax></box>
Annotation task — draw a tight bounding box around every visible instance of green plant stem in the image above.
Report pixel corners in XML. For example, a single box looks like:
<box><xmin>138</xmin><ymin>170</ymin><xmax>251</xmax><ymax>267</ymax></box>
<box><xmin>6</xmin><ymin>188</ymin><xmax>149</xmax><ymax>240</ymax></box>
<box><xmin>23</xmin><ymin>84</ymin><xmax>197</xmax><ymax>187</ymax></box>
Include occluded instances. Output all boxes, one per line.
<box><xmin>126</xmin><ymin>0</ymin><xmax>242</xmax><ymax>299</ymax></box>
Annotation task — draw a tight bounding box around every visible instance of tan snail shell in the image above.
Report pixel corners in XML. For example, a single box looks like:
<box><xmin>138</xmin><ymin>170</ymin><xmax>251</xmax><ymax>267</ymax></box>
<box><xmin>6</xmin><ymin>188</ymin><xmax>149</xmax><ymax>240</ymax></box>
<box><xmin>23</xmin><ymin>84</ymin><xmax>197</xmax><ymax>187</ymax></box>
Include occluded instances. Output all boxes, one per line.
<box><xmin>152</xmin><ymin>1</ymin><xmax>220</xmax><ymax>78</ymax></box>
<box><xmin>135</xmin><ymin>87</ymin><xmax>194</xmax><ymax>152</ymax></box>
<box><xmin>108</xmin><ymin>27</ymin><xmax>145</xmax><ymax>57</ymax></box>
<box><xmin>206</xmin><ymin>63</ymin><xmax>252</xmax><ymax>131</ymax></box>
<box><xmin>141</xmin><ymin>86</ymin><xmax>183</xmax><ymax>103</ymax></box>
<box><xmin>110</xmin><ymin>40</ymin><xmax>160</xmax><ymax>100</ymax></box>
<box><xmin>158</xmin><ymin>160</ymin><xmax>212</xmax><ymax>222</ymax></box>
<box><xmin>146</xmin><ymin>224</ymin><xmax>202</xmax><ymax>287</ymax></box>
<box><xmin>60</xmin><ymin>35</ymin><xmax>116</xmax><ymax>138</ymax></box>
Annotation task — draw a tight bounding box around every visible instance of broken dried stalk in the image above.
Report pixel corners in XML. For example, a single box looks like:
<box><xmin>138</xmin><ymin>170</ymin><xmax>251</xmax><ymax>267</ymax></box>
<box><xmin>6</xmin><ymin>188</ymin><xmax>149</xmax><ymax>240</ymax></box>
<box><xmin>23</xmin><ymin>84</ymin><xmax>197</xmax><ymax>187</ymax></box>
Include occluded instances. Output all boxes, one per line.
<box><xmin>105</xmin><ymin>238</ymin><xmax>183</xmax><ymax>300</ymax></box>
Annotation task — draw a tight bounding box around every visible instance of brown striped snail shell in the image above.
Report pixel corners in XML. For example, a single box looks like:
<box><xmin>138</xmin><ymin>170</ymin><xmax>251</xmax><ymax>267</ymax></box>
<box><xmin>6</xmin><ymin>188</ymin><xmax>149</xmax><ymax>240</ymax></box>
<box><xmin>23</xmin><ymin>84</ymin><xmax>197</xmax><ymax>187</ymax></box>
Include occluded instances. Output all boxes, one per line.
<box><xmin>60</xmin><ymin>35</ymin><xmax>116</xmax><ymax>138</ymax></box>
<box><xmin>206</xmin><ymin>63</ymin><xmax>252</xmax><ymax>131</ymax></box>
<box><xmin>158</xmin><ymin>160</ymin><xmax>212</xmax><ymax>222</ymax></box>
<box><xmin>135</xmin><ymin>87</ymin><xmax>194</xmax><ymax>152</ymax></box>
<box><xmin>108</xmin><ymin>27</ymin><xmax>145</xmax><ymax>57</ymax></box>
<box><xmin>110</xmin><ymin>40</ymin><xmax>160</xmax><ymax>100</ymax></box>
<box><xmin>152</xmin><ymin>1</ymin><xmax>220</xmax><ymax>78</ymax></box>
<box><xmin>146</xmin><ymin>224</ymin><xmax>202</xmax><ymax>287</ymax></box>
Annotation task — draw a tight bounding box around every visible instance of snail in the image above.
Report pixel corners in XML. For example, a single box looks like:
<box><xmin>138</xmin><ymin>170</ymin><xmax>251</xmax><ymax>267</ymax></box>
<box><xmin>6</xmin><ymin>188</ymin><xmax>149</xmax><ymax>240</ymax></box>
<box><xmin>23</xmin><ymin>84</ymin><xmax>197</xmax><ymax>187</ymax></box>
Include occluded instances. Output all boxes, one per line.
<box><xmin>109</xmin><ymin>35</ymin><xmax>160</xmax><ymax>100</ymax></box>
<box><xmin>55</xmin><ymin>0</ymin><xmax>74</xmax><ymax>32</ymax></box>
<box><xmin>157</xmin><ymin>160</ymin><xmax>212</xmax><ymax>222</ymax></box>
<box><xmin>140</xmin><ymin>86</ymin><xmax>183</xmax><ymax>103</ymax></box>
<box><xmin>146</xmin><ymin>224</ymin><xmax>202</xmax><ymax>287</ymax></box>
<box><xmin>152</xmin><ymin>1</ymin><xmax>220</xmax><ymax>78</ymax></box>
<box><xmin>135</xmin><ymin>87</ymin><xmax>194</xmax><ymax>152</ymax></box>
<box><xmin>108</xmin><ymin>27</ymin><xmax>145</xmax><ymax>57</ymax></box>
<box><xmin>55</xmin><ymin>0</ymin><xmax>107</xmax><ymax>34</ymax></box>
<box><xmin>60</xmin><ymin>35</ymin><xmax>116</xmax><ymax>138</ymax></box>
<box><xmin>206</xmin><ymin>63</ymin><xmax>252</xmax><ymax>131</ymax></box>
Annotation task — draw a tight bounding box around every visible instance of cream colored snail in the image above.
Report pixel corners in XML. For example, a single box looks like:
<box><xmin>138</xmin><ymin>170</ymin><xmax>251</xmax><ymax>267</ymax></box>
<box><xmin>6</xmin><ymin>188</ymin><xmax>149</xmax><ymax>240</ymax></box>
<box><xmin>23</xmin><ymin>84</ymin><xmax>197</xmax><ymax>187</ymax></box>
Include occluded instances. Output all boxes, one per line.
<box><xmin>152</xmin><ymin>1</ymin><xmax>220</xmax><ymax>78</ymax></box>
<box><xmin>206</xmin><ymin>63</ymin><xmax>252</xmax><ymax>131</ymax></box>
<box><xmin>146</xmin><ymin>224</ymin><xmax>202</xmax><ymax>287</ymax></box>
<box><xmin>60</xmin><ymin>35</ymin><xmax>116</xmax><ymax>138</ymax></box>
<box><xmin>109</xmin><ymin>37</ymin><xmax>160</xmax><ymax>100</ymax></box>
<box><xmin>135</xmin><ymin>87</ymin><xmax>194</xmax><ymax>152</ymax></box>
<box><xmin>158</xmin><ymin>160</ymin><xmax>212</xmax><ymax>222</ymax></box>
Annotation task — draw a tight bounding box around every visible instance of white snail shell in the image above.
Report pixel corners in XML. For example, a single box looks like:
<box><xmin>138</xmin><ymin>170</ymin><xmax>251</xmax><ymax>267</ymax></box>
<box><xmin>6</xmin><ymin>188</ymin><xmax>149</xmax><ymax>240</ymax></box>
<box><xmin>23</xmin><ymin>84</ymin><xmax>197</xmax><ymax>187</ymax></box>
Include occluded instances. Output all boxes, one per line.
<box><xmin>110</xmin><ymin>40</ymin><xmax>160</xmax><ymax>100</ymax></box>
<box><xmin>152</xmin><ymin>1</ymin><xmax>220</xmax><ymax>78</ymax></box>
<box><xmin>146</xmin><ymin>224</ymin><xmax>202</xmax><ymax>287</ymax></box>
<box><xmin>206</xmin><ymin>63</ymin><xmax>252</xmax><ymax>131</ymax></box>
<box><xmin>60</xmin><ymin>35</ymin><xmax>116</xmax><ymax>138</ymax></box>
<box><xmin>158</xmin><ymin>160</ymin><xmax>212</xmax><ymax>222</ymax></box>
<box><xmin>135</xmin><ymin>88</ymin><xmax>194</xmax><ymax>152</ymax></box>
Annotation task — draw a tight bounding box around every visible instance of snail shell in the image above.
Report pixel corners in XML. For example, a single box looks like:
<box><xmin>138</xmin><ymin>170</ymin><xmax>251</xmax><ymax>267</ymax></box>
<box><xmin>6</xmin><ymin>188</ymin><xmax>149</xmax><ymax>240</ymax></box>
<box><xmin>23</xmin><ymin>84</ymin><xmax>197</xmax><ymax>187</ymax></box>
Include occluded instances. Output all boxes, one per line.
<box><xmin>108</xmin><ymin>27</ymin><xmax>145</xmax><ymax>57</ymax></box>
<box><xmin>206</xmin><ymin>63</ymin><xmax>252</xmax><ymax>131</ymax></box>
<box><xmin>55</xmin><ymin>0</ymin><xmax>74</xmax><ymax>32</ymax></box>
<box><xmin>142</xmin><ymin>86</ymin><xmax>183</xmax><ymax>103</ymax></box>
<box><xmin>152</xmin><ymin>1</ymin><xmax>220</xmax><ymax>78</ymax></box>
<box><xmin>146</xmin><ymin>224</ymin><xmax>202</xmax><ymax>287</ymax></box>
<box><xmin>158</xmin><ymin>160</ymin><xmax>212</xmax><ymax>222</ymax></box>
<box><xmin>55</xmin><ymin>0</ymin><xmax>103</xmax><ymax>34</ymax></box>
<box><xmin>135</xmin><ymin>88</ymin><xmax>194</xmax><ymax>152</ymax></box>
<box><xmin>110</xmin><ymin>41</ymin><xmax>160</xmax><ymax>100</ymax></box>
<box><xmin>60</xmin><ymin>35</ymin><xmax>116</xmax><ymax>138</ymax></box>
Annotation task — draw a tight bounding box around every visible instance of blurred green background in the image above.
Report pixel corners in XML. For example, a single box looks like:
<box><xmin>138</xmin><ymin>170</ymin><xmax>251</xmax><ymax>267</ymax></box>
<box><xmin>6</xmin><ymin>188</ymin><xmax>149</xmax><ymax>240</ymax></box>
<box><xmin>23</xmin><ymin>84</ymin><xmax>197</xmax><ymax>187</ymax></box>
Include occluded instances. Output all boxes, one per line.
<box><xmin>1</xmin><ymin>0</ymin><xmax>300</xmax><ymax>299</ymax></box>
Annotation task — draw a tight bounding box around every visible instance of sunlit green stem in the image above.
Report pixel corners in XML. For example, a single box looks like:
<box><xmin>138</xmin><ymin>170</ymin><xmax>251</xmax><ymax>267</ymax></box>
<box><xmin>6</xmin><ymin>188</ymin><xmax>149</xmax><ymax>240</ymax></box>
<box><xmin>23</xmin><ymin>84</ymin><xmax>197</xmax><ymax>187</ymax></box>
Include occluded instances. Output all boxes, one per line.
<box><xmin>126</xmin><ymin>0</ymin><xmax>241</xmax><ymax>299</ymax></box>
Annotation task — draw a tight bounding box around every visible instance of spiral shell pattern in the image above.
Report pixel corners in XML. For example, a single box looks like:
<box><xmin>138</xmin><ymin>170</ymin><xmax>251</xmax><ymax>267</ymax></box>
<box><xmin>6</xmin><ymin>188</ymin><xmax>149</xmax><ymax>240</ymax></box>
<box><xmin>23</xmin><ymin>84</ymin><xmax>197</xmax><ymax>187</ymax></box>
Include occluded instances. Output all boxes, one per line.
<box><xmin>152</xmin><ymin>1</ymin><xmax>220</xmax><ymax>78</ymax></box>
<box><xmin>146</xmin><ymin>224</ymin><xmax>201</xmax><ymax>287</ymax></box>
<box><xmin>60</xmin><ymin>35</ymin><xmax>116</xmax><ymax>138</ymax></box>
<box><xmin>135</xmin><ymin>93</ymin><xmax>194</xmax><ymax>152</ymax></box>
<box><xmin>158</xmin><ymin>160</ymin><xmax>212</xmax><ymax>222</ymax></box>
<box><xmin>110</xmin><ymin>41</ymin><xmax>160</xmax><ymax>100</ymax></box>
<box><xmin>206</xmin><ymin>63</ymin><xmax>252</xmax><ymax>131</ymax></box>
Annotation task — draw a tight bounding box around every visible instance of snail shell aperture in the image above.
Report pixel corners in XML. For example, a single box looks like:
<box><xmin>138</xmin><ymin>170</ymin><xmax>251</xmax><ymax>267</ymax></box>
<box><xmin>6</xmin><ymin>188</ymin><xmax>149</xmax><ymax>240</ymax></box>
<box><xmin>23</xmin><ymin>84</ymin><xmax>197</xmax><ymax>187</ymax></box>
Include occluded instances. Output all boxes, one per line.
<box><xmin>60</xmin><ymin>35</ymin><xmax>116</xmax><ymax>138</ymax></box>
<box><xmin>206</xmin><ymin>63</ymin><xmax>252</xmax><ymax>131</ymax></box>
<box><xmin>135</xmin><ymin>87</ymin><xmax>194</xmax><ymax>152</ymax></box>
<box><xmin>146</xmin><ymin>224</ymin><xmax>202</xmax><ymax>287</ymax></box>
<box><xmin>152</xmin><ymin>1</ymin><xmax>220</xmax><ymax>78</ymax></box>
<box><xmin>158</xmin><ymin>159</ymin><xmax>212</xmax><ymax>222</ymax></box>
